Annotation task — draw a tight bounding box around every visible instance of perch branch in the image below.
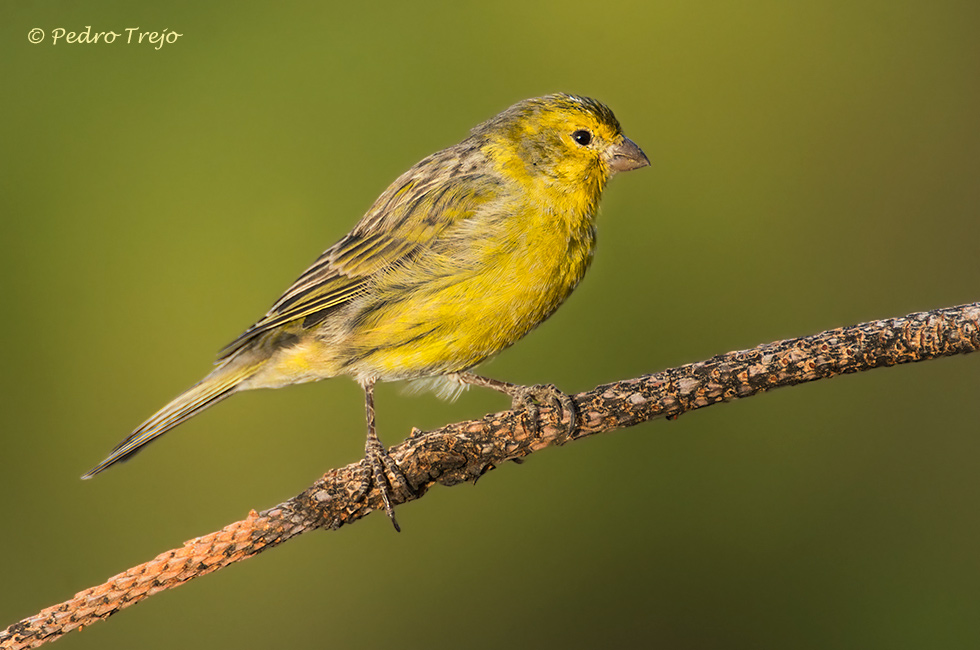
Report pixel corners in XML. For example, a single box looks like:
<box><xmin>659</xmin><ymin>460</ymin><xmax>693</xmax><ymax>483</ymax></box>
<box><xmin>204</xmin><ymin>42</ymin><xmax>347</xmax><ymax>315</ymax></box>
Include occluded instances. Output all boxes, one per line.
<box><xmin>2</xmin><ymin>302</ymin><xmax>978</xmax><ymax>649</ymax></box>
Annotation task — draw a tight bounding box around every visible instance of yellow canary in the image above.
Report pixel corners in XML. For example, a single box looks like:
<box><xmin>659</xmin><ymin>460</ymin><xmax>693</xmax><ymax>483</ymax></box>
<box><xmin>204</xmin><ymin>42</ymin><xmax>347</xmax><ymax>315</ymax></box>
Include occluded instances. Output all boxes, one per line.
<box><xmin>83</xmin><ymin>94</ymin><xmax>649</xmax><ymax>528</ymax></box>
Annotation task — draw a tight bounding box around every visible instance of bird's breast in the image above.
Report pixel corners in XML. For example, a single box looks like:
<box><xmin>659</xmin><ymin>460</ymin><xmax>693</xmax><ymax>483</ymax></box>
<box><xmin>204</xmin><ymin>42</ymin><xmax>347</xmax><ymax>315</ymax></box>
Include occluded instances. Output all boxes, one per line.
<box><xmin>342</xmin><ymin>201</ymin><xmax>597</xmax><ymax>381</ymax></box>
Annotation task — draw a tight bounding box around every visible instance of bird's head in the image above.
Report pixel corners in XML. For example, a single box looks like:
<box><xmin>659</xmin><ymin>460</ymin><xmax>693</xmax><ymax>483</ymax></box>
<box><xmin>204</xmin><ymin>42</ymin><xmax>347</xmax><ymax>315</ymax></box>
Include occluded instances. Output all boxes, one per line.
<box><xmin>473</xmin><ymin>93</ymin><xmax>649</xmax><ymax>195</ymax></box>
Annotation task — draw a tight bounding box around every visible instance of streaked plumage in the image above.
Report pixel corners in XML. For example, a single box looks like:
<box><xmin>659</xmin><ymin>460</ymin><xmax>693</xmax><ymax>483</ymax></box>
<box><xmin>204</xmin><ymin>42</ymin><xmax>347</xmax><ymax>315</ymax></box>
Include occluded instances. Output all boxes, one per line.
<box><xmin>83</xmin><ymin>94</ymin><xmax>649</xmax><ymax>526</ymax></box>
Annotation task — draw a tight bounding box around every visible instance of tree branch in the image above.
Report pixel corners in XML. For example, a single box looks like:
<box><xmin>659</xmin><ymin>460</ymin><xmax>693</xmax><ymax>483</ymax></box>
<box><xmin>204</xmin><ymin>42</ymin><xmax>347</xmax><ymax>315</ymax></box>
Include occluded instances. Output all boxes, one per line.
<box><xmin>3</xmin><ymin>302</ymin><xmax>978</xmax><ymax>649</ymax></box>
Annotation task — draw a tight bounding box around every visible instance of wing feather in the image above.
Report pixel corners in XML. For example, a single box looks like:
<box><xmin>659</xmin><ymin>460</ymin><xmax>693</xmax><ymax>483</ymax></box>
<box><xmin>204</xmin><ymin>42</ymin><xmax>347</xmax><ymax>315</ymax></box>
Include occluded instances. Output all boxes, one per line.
<box><xmin>218</xmin><ymin>144</ymin><xmax>501</xmax><ymax>360</ymax></box>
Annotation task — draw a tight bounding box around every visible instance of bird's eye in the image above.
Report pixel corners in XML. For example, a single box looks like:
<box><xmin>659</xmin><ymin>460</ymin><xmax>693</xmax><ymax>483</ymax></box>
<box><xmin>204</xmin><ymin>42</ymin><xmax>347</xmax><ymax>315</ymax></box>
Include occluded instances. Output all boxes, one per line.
<box><xmin>572</xmin><ymin>129</ymin><xmax>592</xmax><ymax>146</ymax></box>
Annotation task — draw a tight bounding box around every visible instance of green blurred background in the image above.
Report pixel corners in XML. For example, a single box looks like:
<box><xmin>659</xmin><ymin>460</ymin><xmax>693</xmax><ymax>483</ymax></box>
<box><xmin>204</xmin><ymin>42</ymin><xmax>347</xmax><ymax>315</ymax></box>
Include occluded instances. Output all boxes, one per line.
<box><xmin>2</xmin><ymin>1</ymin><xmax>979</xmax><ymax>648</ymax></box>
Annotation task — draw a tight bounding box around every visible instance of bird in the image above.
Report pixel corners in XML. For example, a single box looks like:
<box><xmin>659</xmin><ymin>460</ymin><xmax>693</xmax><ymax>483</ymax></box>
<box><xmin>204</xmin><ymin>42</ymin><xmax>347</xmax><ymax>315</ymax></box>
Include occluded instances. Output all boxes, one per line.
<box><xmin>82</xmin><ymin>93</ymin><xmax>650</xmax><ymax>530</ymax></box>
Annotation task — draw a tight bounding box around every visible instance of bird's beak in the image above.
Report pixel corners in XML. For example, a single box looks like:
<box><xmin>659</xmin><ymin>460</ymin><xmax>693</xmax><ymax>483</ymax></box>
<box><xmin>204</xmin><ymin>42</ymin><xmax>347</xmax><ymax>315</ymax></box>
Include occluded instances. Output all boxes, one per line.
<box><xmin>607</xmin><ymin>136</ymin><xmax>650</xmax><ymax>174</ymax></box>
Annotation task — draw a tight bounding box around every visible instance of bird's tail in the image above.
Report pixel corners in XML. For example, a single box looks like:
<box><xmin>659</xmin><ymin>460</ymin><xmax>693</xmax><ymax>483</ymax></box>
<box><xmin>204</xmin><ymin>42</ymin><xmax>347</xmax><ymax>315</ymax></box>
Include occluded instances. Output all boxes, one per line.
<box><xmin>81</xmin><ymin>356</ymin><xmax>266</xmax><ymax>479</ymax></box>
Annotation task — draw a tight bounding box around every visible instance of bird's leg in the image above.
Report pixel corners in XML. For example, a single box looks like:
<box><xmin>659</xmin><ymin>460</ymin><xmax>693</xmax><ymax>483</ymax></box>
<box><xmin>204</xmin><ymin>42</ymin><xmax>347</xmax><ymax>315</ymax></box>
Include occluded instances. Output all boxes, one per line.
<box><xmin>360</xmin><ymin>378</ymin><xmax>412</xmax><ymax>532</ymax></box>
<box><xmin>453</xmin><ymin>372</ymin><xmax>578</xmax><ymax>443</ymax></box>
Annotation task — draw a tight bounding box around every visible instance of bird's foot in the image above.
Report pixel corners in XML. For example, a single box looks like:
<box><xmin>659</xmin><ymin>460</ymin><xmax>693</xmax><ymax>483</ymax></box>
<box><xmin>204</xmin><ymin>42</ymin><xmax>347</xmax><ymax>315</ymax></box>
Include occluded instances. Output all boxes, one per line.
<box><xmin>507</xmin><ymin>382</ymin><xmax>578</xmax><ymax>443</ymax></box>
<box><xmin>453</xmin><ymin>373</ymin><xmax>578</xmax><ymax>444</ymax></box>
<box><xmin>361</xmin><ymin>436</ymin><xmax>415</xmax><ymax>533</ymax></box>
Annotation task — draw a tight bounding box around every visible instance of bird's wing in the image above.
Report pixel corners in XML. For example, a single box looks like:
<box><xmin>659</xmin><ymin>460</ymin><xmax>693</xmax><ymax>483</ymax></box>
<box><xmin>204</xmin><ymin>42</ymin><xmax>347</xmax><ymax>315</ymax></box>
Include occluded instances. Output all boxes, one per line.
<box><xmin>217</xmin><ymin>159</ymin><xmax>503</xmax><ymax>360</ymax></box>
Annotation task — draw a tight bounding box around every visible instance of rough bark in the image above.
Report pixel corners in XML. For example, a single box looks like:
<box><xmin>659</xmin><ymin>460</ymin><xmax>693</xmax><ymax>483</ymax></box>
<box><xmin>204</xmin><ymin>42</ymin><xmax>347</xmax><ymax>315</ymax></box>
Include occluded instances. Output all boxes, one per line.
<box><xmin>2</xmin><ymin>302</ymin><xmax>978</xmax><ymax>649</ymax></box>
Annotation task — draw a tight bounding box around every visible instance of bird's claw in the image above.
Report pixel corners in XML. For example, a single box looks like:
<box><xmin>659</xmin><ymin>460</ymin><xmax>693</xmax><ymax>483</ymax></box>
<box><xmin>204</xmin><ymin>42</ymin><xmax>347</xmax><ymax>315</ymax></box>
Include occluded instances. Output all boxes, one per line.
<box><xmin>451</xmin><ymin>373</ymin><xmax>578</xmax><ymax>444</ymax></box>
<box><xmin>361</xmin><ymin>438</ymin><xmax>415</xmax><ymax>532</ymax></box>
<box><xmin>510</xmin><ymin>383</ymin><xmax>577</xmax><ymax>444</ymax></box>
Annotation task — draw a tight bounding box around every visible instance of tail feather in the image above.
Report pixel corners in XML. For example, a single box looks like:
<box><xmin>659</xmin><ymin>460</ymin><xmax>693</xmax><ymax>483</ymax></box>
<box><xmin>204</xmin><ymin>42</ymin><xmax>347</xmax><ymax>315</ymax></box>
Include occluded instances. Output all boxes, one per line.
<box><xmin>82</xmin><ymin>359</ymin><xmax>264</xmax><ymax>479</ymax></box>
